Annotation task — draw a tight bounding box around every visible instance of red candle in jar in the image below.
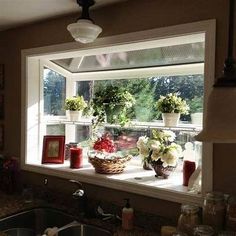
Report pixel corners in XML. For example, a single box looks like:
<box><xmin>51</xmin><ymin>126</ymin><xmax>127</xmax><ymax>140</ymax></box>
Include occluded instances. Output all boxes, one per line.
<box><xmin>183</xmin><ymin>160</ymin><xmax>196</xmax><ymax>186</ymax></box>
<box><xmin>70</xmin><ymin>147</ymin><xmax>83</xmax><ymax>169</ymax></box>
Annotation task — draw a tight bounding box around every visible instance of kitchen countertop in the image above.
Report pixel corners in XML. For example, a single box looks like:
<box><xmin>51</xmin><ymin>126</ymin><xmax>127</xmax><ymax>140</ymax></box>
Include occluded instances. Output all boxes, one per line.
<box><xmin>0</xmin><ymin>192</ymin><xmax>159</xmax><ymax>236</ymax></box>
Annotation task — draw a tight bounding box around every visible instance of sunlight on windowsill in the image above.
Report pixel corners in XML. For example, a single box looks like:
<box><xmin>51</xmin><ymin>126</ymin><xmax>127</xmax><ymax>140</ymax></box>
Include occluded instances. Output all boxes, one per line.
<box><xmin>26</xmin><ymin>157</ymin><xmax>201</xmax><ymax>202</ymax></box>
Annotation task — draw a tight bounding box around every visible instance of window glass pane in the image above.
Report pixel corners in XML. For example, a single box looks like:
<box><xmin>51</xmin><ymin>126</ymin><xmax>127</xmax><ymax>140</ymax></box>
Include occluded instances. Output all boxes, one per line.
<box><xmin>46</xmin><ymin>124</ymin><xmax>65</xmax><ymax>135</ymax></box>
<box><xmin>102</xmin><ymin>127</ymin><xmax>201</xmax><ymax>165</ymax></box>
<box><xmin>104</xmin><ymin>127</ymin><xmax>148</xmax><ymax>152</ymax></box>
<box><xmin>52</xmin><ymin>42</ymin><xmax>204</xmax><ymax>73</ymax></box>
<box><xmin>76</xmin><ymin>75</ymin><xmax>204</xmax><ymax>123</ymax></box>
<box><xmin>75</xmin><ymin>125</ymin><xmax>90</xmax><ymax>143</ymax></box>
<box><xmin>74</xmin><ymin>75</ymin><xmax>203</xmax><ymax>167</ymax></box>
<box><xmin>43</xmin><ymin>68</ymin><xmax>66</xmax><ymax>116</ymax></box>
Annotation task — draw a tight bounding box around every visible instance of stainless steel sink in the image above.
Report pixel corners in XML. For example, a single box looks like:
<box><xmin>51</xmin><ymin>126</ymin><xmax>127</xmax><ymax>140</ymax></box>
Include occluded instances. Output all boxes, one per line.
<box><xmin>0</xmin><ymin>207</ymin><xmax>112</xmax><ymax>236</ymax></box>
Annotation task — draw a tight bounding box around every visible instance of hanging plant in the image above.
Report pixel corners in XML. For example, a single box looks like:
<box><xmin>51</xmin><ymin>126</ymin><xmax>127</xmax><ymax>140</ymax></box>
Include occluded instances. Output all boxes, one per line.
<box><xmin>92</xmin><ymin>85</ymin><xmax>135</xmax><ymax>128</ymax></box>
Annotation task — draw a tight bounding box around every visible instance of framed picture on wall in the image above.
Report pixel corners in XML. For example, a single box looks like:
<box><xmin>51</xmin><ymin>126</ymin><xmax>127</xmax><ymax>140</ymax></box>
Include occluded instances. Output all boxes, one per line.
<box><xmin>42</xmin><ymin>135</ymin><xmax>65</xmax><ymax>164</ymax></box>
<box><xmin>0</xmin><ymin>64</ymin><xmax>4</xmax><ymax>90</ymax></box>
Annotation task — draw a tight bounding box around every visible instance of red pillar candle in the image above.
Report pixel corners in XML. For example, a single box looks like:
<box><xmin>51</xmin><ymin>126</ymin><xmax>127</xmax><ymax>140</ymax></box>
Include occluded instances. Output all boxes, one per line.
<box><xmin>183</xmin><ymin>160</ymin><xmax>196</xmax><ymax>186</ymax></box>
<box><xmin>70</xmin><ymin>147</ymin><xmax>83</xmax><ymax>169</ymax></box>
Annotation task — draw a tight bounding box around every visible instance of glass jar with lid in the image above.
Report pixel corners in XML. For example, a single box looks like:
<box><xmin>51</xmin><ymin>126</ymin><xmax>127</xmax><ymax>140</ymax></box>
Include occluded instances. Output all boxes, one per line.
<box><xmin>177</xmin><ymin>204</ymin><xmax>200</xmax><ymax>236</ymax></box>
<box><xmin>202</xmin><ymin>192</ymin><xmax>226</xmax><ymax>232</ymax></box>
<box><xmin>193</xmin><ymin>225</ymin><xmax>214</xmax><ymax>236</ymax></box>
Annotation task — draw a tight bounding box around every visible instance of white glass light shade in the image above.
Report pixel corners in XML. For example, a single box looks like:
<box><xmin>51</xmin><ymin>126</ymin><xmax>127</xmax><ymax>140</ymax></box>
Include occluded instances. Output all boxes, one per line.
<box><xmin>67</xmin><ymin>19</ymin><xmax>102</xmax><ymax>43</ymax></box>
<box><xmin>195</xmin><ymin>87</ymin><xmax>236</xmax><ymax>142</ymax></box>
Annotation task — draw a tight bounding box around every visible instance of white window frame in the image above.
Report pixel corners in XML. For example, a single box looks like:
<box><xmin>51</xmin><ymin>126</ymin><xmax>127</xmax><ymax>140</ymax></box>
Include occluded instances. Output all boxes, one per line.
<box><xmin>21</xmin><ymin>19</ymin><xmax>215</xmax><ymax>205</ymax></box>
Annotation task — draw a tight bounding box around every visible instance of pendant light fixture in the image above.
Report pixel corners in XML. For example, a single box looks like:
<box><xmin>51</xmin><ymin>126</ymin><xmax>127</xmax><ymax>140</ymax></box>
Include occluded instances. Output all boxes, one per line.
<box><xmin>195</xmin><ymin>0</ymin><xmax>236</xmax><ymax>142</ymax></box>
<box><xmin>67</xmin><ymin>0</ymin><xmax>102</xmax><ymax>43</ymax></box>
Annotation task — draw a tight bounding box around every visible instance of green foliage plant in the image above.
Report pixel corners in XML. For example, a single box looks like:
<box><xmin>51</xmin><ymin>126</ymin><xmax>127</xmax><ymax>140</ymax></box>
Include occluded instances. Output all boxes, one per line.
<box><xmin>65</xmin><ymin>96</ymin><xmax>87</xmax><ymax>111</ymax></box>
<box><xmin>92</xmin><ymin>85</ymin><xmax>135</xmax><ymax>127</ymax></box>
<box><xmin>188</xmin><ymin>96</ymin><xmax>203</xmax><ymax>113</ymax></box>
<box><xmin>156</xmin><ymin>93</ymin><xmax>189</xmax><ymax>114</ymax></box>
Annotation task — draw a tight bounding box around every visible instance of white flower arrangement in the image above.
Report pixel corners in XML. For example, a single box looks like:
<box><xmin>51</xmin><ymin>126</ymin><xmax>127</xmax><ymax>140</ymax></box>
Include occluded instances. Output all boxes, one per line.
<box><xmin>137</xmin><ymin>130</ymin><xmax>182</xmax><ymax>167</ymax></box>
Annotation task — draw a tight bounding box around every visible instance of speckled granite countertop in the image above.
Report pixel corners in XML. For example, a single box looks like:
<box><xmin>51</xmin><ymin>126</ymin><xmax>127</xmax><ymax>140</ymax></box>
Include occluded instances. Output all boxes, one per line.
<box><xmin>0</xmin><ymin>192</ymin><xmax>159</xmax><ymax>236</ymax></box>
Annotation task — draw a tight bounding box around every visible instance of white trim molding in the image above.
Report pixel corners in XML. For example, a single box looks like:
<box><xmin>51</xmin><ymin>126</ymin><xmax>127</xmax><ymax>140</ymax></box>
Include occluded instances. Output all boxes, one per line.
<box><xmin>21</xmin><ymin>19</ymin><xmax>216</xmax><ymax>205</ymax></box>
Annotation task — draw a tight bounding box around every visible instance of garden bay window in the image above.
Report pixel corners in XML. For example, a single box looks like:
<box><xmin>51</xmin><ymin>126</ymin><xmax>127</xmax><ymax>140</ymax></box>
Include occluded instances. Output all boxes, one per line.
<box><xmin>22</xmin><ymin>20</ymin><xmax>215</xmax><ymax>204</ymax></box>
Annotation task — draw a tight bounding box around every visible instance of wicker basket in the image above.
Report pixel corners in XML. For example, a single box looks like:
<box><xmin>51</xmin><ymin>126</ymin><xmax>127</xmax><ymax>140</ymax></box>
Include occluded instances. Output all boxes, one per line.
<box><xmin>88</xmin><ymin>155</ymin><xmax>131</xmax><ymax>174</ymax></box>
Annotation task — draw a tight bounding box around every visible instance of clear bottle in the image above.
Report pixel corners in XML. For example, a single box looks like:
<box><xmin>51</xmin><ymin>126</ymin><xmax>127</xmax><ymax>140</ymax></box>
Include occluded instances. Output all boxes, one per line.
<box><xmin>177</xmin><ymin>204</ymin><xmax>200</xmax><ymax>236</ymax></box>
<box><xmin>193</xmin><ymin>225</ymin><xmax>214</xmax><ymax>236</ymax></box>
<box><xmin>202</xmin><ymin>192</ymin><xmax>226</xmax><ymax>232</ymax></box>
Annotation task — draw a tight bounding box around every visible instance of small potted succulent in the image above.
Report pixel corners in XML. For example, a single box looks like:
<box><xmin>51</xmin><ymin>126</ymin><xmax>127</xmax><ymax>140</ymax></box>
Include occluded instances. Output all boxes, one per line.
<box><xmin>92</xmin><ymin>85</ymin><xmax>135</xmax><ymax>127</ymax></box>
<box><xmin>156</xmin><ymin>93</ymin><xmax>189</xmax><ymax>126</ymax></box>
<box><xmin>65</xmin><ymin>96</ymin><xmax>87</xmax><ymax>121</ymax></box>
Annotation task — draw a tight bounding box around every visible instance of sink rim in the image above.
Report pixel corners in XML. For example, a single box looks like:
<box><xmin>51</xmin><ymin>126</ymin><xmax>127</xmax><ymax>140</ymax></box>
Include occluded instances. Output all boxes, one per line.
<box><xmin>0</xmin><ymin>206</ymin><xmax>113</xmax><ymax>235</ymax></box>
<box><xmin>0</xmin><ymin>206</ymin><xmax>76</xmax><ymax>222</ymax></box>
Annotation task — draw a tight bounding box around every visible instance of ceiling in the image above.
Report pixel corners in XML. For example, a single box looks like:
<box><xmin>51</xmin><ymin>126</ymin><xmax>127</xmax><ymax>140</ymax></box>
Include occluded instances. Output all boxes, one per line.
<box><xmin>0</xmin><ymin>0</ymin><xmax>124</xmax><ymax>31</ymax></box>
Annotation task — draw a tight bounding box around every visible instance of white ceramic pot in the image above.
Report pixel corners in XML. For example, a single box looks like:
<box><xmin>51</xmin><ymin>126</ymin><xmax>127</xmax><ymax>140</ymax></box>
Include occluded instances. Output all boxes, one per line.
<box><xmin>67</xmin><ymin>110</ymin><xmax>82</xmax><ymax>121</ymax></box>
<box><xmin>162</xmin><ymin>113</ymin><xmax>180</xmax><ymax>127</ymax></box>
<box><xmin>191</xmin><ymin>112</ymin><xmax>203</xmax><ymax>126</ymax></box>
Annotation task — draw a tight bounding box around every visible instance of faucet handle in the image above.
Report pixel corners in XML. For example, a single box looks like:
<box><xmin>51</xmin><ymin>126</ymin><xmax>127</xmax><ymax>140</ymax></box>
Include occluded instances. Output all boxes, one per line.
<box><xmin>96</xmin><ymin>205</ymin><xmax>120</xmax><ymax>221</ymax></box>
<box><xmin>73</xmin><ymin>189</ymin><xmax>85</xmax><ymax>198</ymax></box>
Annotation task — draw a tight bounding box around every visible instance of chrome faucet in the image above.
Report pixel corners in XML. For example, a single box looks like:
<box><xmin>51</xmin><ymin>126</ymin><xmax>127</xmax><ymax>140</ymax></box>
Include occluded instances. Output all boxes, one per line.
<box><xmin>69</xmin><ymin>179</ymin><xmax>87</xmax><ymax>219</ymax></box>
<box><xmin>69</xmin><ymin>179</ymin><xmax>84</xmax><ymax>198</ymax></box>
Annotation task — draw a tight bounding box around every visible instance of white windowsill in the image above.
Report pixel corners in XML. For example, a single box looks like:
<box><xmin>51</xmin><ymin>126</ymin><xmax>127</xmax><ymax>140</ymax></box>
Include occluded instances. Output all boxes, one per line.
<box><xmin>22</xmin><ymin>158</ymin><xmax>203</xmax><ymax>206</ymax></box>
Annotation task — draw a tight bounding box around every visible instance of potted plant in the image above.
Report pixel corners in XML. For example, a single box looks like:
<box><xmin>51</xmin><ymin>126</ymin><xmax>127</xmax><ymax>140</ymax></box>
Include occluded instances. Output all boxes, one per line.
<box><xmin>156</xmin><ymin>93</ymin><xmax>189</xmax><ymax>126</ymax></box>
<box><xmin>92</xmin><ymin>85</ymin><xmax>135</xmax><ymax>127</ymax></box>
<box><xmin>65</xmin><ymin>96</ymin><xmax>87</xmax><ymax>121</ymax></box>
<box><xmin>188</xmin><ymin>96</ymin><xmax>203</xmax><ymax>125</ymax></box>
<box><xmin>136</xmin><ymin>130</ymin><xmax>182</xmax><ymax>178</ymax></box>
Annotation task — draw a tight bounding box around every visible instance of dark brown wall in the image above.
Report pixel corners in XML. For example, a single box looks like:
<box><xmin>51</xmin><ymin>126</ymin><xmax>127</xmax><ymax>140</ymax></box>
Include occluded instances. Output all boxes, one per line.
<box><xmin>0</xmin><ymin>0</ymin><xmax>235</xmax><ymax>220</ymax></box>
<box><xmin>21</xmin><ymin>171</ymin><xmax>180</xmax><ymax>221</ymax></box>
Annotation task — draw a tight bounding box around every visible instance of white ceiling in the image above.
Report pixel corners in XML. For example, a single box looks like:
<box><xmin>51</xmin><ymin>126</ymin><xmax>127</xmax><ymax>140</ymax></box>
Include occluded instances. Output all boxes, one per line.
<box><xmin>0</xmin><ymin>0</ymin><xmax>124</xmax><ymax>31</ymax></box>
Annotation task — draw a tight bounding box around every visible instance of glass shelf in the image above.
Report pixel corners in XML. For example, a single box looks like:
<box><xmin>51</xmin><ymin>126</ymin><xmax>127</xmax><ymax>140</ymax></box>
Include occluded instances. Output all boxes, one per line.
<box><xmin>44</xmin><ymin>118</ymin><xmax>202</xmax><ymax>133</ymax></box>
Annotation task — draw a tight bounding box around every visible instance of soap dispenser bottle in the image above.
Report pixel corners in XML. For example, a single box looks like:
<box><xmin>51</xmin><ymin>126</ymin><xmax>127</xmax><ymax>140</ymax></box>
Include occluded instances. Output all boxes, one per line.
<box><xmin>122</xmin><ymin>198</ymin><xmax>134</xmax><ymax>230</ymax></box>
